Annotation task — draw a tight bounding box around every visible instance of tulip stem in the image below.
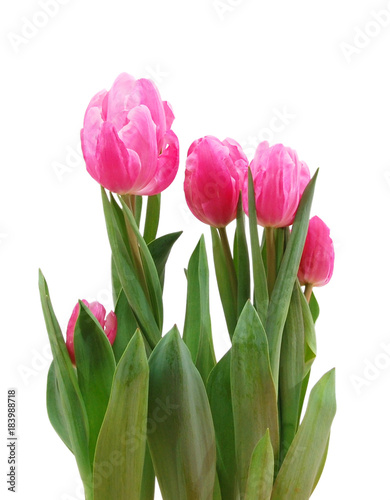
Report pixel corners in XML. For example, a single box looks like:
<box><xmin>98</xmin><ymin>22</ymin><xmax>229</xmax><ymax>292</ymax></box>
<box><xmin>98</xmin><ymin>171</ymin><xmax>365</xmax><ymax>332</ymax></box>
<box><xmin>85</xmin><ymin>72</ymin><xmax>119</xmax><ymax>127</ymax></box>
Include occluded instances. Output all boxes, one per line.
<box><xmin>218</xmin><ymin>226</ymin><xmax>238</xmax><ymax>305</ymax></box>
<box><xmin>304</xmin><ymin>283</ymin><xmax>313</xmax><ymax>303</ymax></box>
<box><xmin>265</xmin><ymin>227</ymin><xmax>276</xmax><ymax>295</ymax></box>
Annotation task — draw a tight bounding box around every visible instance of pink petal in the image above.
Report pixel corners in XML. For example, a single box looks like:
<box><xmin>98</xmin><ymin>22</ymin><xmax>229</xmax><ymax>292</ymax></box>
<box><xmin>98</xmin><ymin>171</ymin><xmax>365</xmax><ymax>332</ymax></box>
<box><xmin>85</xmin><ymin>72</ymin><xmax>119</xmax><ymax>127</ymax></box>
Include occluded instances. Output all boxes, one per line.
<box><xmin>94</xmin><ymin>122</ymin><xmax>140</xmax><ymax>194</ymax></box>
<box><xmin>104</xmin><ymin>311</ymin><xmax>118</xmax><ymax>345</ymax></box>
<box><xmin>163</xmin><ymin>101</ymin><xmax>175</xmax><ymax>130</ymax></box>
<box><xmin>81</xmin><ymin>106</ymin><xmax>104</xmax><ymax>162</ymax></box>
<box><xmin>138</xmin><ymin>129</ymin><xmax>179</xmax><ymax>196</ymax></box>
<box><xmin>65</xmin><ymin>300</ymin><xmax>89</xmax><ymax>364</ymax></box>
<box><xmin>88</xmin><ymin>301</ymin><xmax>106</xmax><ymax>329</ymax></box>
<box><xmin>106</xmin><ymin>73</ymin><xmax>137</xmax><ymax>130</ymax></box>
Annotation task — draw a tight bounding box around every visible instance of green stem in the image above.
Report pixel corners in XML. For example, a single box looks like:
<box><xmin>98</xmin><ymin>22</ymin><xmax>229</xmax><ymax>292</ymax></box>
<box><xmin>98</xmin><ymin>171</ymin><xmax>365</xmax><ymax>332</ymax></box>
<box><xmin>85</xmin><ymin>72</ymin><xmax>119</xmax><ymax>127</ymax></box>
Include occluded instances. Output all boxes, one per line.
<box><xmin>218</xmin><ymin>227</ymin><xmax>238</xmax><ymax>308</ymax></box>
<box><xmin>265</xmin><ymin>227</ymin><xmax>276</xmax><ymax>295</ymax></box>
<box><xmin>304</xmin><ymin>283</ymin><xmax>313</xmax><ymax>303</ymax></box>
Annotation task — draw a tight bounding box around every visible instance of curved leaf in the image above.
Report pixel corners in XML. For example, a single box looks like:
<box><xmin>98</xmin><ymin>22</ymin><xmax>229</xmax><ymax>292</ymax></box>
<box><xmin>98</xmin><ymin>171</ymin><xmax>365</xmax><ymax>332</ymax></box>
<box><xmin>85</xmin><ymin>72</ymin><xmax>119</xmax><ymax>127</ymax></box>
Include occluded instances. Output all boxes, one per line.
<box><xmin>245</xmin><ymin>430</ymin><xmax>274</xmax><ymax>500</ymax></box>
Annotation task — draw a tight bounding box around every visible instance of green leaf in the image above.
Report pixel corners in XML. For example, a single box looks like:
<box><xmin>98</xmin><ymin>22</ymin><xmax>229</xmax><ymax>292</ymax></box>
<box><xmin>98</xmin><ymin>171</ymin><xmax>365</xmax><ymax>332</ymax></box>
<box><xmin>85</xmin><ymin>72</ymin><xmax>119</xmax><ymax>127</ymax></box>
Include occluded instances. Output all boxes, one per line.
<box><xmin>278</xmin><ymin>282</ymin><xmax>305</xmax><ymax>465</ymax></box>
<box><xmin>148</xmin><ymin>327</ymin><xmax>216</xmax><ymax>500</ymax></box>
<box><xmin>112</xmin><ymin>289</ymin><xmax>139</xmax><ymax>363</ymax></box>
<box><xmin>234</xmin><ymin>195</ymin><xmax>251</xmax><ymax>318</ymax></box>
<box><xmin>74</xmin><ymin>302</ymin><xmax>116</xmax><ymax>463</ymax></box>
<box><xmin>211</xmin><ymin>227</ymin><xmax>237</xmax><ymax>339</ymax></box>
<box><xmin>46</xmin><ymin>361</ymin><xmax>72</xmax><ymax>453</ymax></box>
<box><xmin>206</xmin><ymin>350</ymin><xmax>239</xmax><ymax>500</ymax></box>
<box><xmin>144</xmin><ymin>194</ymin><xmax>161</xmax><ymax>244</ymax></box>
<box><xmin>39</xmin><ymin>271</ymin><xmax>92</xmax><ymax>492</ymax></box>
<box><xmin>183</xmin><ymin>235</ymin><xmax>216</xmax><ymax>384</ymax></box>
<box><xmin>141</xmin><ymin>443</ymin><xmax>155</xmax><ymax>500</ymax></box>
<box><xmin>271</xmin><ymin>369</ymin><xmax>336</xmax><ymax>500</ymax></box>
<box><xmin>309</xmin><ymin>292</ymin><xmax>320</xmax><ymax>323</ymax></box>
<box><xmin>245</xmin><ymin>430</ymin><xmax>274</xmax><ymax>500</ymax></box>
<box><xmin>120</xmin><ymin>197</ymin><xmax>164</xmax><ymax>332</ymax></box>
<box><xmin>111</xmin><ymin>256</ymin><xmax>122</xmax><ymax>306</ymax></box>
<box><xmin>247</xmin><ymin>169</ymin><xmax>268</xmax><ymax>324</ymax></box>
<box><xmin>266</xmin><ymin>170</ymin><xmax>318</xmax><ymax>391</ymax></box>
<box><xmin>135</xmin><ymin>195</ymin><xmax>143</xmax><ymax>227</ymax></box>
<box><xmin>93</xmin><ymin>330</ymin><xmax>149</xmax><ymax>500</ymax></box>
<box><xmin>148</xmin><ymin>231</ymin><xmax>182</xmax><ymax>290</ymax></box>
<box><xmin>231</xmin><ymin>302</ymin><xmax>279</xmax><ymax>496</ymax></box>
<box><xmin>101</xmin><ymin>189</ymin><xmax>161</xmax><ymax>348</ymax></box>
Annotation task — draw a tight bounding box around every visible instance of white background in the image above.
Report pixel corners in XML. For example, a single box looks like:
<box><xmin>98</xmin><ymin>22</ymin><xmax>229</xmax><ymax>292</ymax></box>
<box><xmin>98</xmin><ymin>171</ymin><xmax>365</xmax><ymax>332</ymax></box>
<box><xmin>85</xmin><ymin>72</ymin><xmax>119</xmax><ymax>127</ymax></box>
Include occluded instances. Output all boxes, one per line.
<box><xmin>2</xmin><ymin>0</ymin><xmax>390</xmax><ymax>498</ymax></box>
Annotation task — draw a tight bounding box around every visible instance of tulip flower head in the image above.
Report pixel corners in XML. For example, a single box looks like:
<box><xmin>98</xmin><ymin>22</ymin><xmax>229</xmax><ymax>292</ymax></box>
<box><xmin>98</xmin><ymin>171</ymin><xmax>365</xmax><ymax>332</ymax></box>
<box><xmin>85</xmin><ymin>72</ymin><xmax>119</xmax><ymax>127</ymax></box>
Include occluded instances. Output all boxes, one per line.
<box><xmin>298</xmin><ymin>216</ymin><xmax>335</xmax><ymax>287</ymax></box>
<box><xmin>81</xmin><ymin>73</ymin><xmax>179</xmax><ymax>195</ymax></box>
<box><xmin>184</xmin><ymin>136</ymin><xmax>248</xmax><ymax>228</ymax></box>
<box><xmin>66</xmin><ymin>300</ymin><xmax>117</xmax><ymax>364</ymax></box>
<box><xmin>243</xmin><ymin>141</ymin><xmax>310</xmax><ymax>228</ymax></box>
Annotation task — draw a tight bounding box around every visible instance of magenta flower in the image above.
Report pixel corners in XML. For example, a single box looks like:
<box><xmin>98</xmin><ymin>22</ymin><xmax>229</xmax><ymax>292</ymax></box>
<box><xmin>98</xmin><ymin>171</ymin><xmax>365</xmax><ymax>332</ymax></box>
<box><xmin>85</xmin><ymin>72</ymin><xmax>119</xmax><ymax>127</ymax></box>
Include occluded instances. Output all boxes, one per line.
<box><xmin>184</xmin><ymin>136</ymin><xmax>248</xmax><ymax>228</ymax></box>
<box><xmin>298</xmin><ymin>216</ymin><xmax>335</xmax><ymax>287</ymax></box>
<box><xmin>66</xmin><ymin>300</ymin><xmax>117</xmax><ymax>364</ymax></box>
<box><xmin>81</xmin><ymin>73</ymin><xmax>179</xmax><ymax>195</ymax></box>
<box><xmin>243</xmin><ymin>142</ymin><xmax>310</xmax><ymax>228</ymax></box>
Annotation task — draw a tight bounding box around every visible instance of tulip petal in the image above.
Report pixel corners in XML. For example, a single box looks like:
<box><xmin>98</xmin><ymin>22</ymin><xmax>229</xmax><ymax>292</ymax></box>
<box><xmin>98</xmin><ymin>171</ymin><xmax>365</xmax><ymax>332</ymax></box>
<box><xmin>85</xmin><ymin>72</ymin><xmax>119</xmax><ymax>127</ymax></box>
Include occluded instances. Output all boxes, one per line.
<box><xmin>88</xmin><ymin>301</ymin><xmax>106</xmax><ymax>329</ymax></box>
<box><xmin>163</xmin><ymin>101</ymin><xmax>175</xmax><ymax>130</ymax></box>
<box><xmin>81</xmin><ymin>106</ymin><xmax>104</xmax><ymax>161</ymax></box>
<box><xmin>119</xmin><ymin>105</ymin><xmax>158</xmax><ymax>193</ymax></box>
<box><xmin>104</xmin><ymin>311</ymin><xmax>118</xmax><ymax>344</ymax></box>
<box><xmin>106</xmin><ymin>72</ymin><xmax>137</xmax><ymax>130</ymax></box>
<box><xmin>138</xmin><ymin>129</ymin><xmax>179</xmax><ymax>196</ymax></box>
<box><xmin>94</xmin><ymin>122</ymin><xmax>140</xmax><ymax>194</ymax></box>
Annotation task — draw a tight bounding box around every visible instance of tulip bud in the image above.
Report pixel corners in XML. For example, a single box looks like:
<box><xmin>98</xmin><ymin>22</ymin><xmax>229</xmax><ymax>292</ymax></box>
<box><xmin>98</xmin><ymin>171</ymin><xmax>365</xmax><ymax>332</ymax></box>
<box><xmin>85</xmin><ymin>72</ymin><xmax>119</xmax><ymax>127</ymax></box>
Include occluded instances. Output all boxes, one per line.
<box><xmin>81</xmin><ymin>73</ymin><xmax>179</xmax><ymax>196</ymax></box>
<box><xmin>184</xmin><ymin>136</ymin><xmax>248</xmax><ymax>228</ymax></box>
<box><xmin>66</xmin><ymin>300</ymin><xmax>117</xmax><ymax>364</ymax></box>
<box><xmin>298</xmin><ymin>216</ymin><xmax>335</xmax><ymax>287</ymax></box>
<box><xmin>243</xmin><ymin>142</ymin><xmax>310</xmax><ymax>228</ymax></box>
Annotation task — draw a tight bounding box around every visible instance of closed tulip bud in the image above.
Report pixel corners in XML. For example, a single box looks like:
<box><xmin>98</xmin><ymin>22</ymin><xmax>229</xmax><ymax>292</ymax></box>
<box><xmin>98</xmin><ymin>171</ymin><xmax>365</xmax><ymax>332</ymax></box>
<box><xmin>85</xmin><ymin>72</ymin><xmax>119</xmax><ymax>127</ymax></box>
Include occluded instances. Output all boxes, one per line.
<box><xmin>184</xmin><ymin>136</ymin><xmax>248</xmax><ymax>228</ymax></box>
<box><xmin>298</xmin><ymin>216</ymin><xmax>335</xmax><ymax>287</ymax></box>
<box><xmin>81</xmin><ymin>73</ymin><xmax>179</xmax><ymax>195</ymax></box>
<box><xmin>243</xmin><ymin>142</ymin><xmax>310</xmax><ymax>228</ymax></box>
<box><xmin>66</xmin><ymin>300</ymin><xmax>117</xmax><ymax>364</ymax></box>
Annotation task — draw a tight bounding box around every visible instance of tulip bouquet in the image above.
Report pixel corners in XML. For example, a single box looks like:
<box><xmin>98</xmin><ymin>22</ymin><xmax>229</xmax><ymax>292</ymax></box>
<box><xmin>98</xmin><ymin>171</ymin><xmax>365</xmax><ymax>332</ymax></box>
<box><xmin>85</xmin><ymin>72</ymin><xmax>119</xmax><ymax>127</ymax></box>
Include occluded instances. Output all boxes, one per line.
<box><xmin>39</xmin><ymin>73</ymin><xmax>335</xmax><ymax>500</ymax></box>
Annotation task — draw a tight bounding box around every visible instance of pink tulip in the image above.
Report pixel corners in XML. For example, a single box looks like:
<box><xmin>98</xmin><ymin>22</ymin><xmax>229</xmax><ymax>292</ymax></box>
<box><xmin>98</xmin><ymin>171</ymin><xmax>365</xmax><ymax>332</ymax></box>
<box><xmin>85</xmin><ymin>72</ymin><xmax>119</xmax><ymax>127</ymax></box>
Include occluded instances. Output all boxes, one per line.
<box><xmin>243</xmin><ymin>142</ymin><xmax>310</xmax><ymax>228</ymax></box>
<box><xmin>298</xmin><ymin>216</ymin><xmax>335</xmax><ymax>287</ymax></box>
<box><xmin>66</xmin><ymin>300</ymin><xmax>117</xmax><ymax>364</ymax></box>
<box><xmin>184</xmin><ymin>136</ymin><xmax>248</xmax><ymax>227</ymax></box>
<box><xmin>81</xmin><ymin>73</ymin><xmax>179</xmax><ymax>195</ymax></box>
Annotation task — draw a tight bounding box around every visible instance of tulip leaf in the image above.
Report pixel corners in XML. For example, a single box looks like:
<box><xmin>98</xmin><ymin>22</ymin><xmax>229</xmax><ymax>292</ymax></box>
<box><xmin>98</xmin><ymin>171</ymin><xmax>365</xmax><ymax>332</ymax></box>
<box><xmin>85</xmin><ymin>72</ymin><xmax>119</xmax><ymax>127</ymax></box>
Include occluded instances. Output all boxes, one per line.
<box><xmin>39</xmin><ymin>271</ymin><xmax>92</xmax><ymax>493</ymax></box>
<box><xmin>278</xmin><ymin>281</ymin><xmax>305</xmax><ymax>466</ymax></box>
<box><xmin>148</xmin><ymin>231</ymin><xmax>183</xmax><ymax>290</ymax></box>
<box><xmin>148</xmin><ymin>327</ymin><xmax>216</xmax><ymax>500</ymax></box>
<box><xmin>206</xmin><ymin>350</ymin><xmax>239</xmax><ymax>500</ymax></box>
<box><xmin>120</xmin><ymin>196</ymin><xmax>164</xmax><ymax>331</ymax></box>
<box><xmin>112</xmin><ymin>288</ymin><xmax>139</xmax><ymax>363</ymax></box>
<box><xmin>101</xmin><ymin>188</ymin><xmax>161</xmax><ymax>348</ymax></box>
<box><xmin>231</xmin><ymin>301</ymin><xmax>279</xmax><ymax>496</ymax></box>
<box><xmin>74</xmin><ymin>302</ymin><xmax>116</xmax><ymax>463</ymax></box>
<box><xmin>135</xmin><ymin>195</ymin><xmax>143</xmax><ymax>227</ymax></box>
<box><xmin>46</xmin><ymin>361</ymin><xmax>72</xmax><ymax>453</ymax></box>
<box><xmin>183</xmin><ymin>235</ymin><xmax>216</xmax><ymax>384</ymax></box>
<box><xmin>141</xmin><ymin>443</ymin><xmax>155</xmax><ymax>500</ymax></box>
<box><xmin>266</xmin><ymin>170</ymin><xmax>318</xmax><ymax>390</ymax></box>
<box><xmin>271</xmin><ymin>369</ymin><xmax>336</xmax><ymax>500</ymax></box>
<box><xmin>111</xmin><ymin>256</ymin><xmax>122</xmax><ymax>306</ymax></box>
<box><xmin>247</xmin><ymin>169</ymin><xmax>268</xmax><ymax>324</ymax></box>
<box><xmin>234</xmin><ymin>195</ymin><xmax>251</xmax><ymax>318</ymax></box>
<box><xmin>144</xmin><ymin>194</ymin><xmax>161</xmax><ymax>244</ymax></box>
<box><xmin>93</xmin><ymin>330</ymin><xmax>149</xmax><ymax>500</ymax></box>
<box><xmin>211</xmin><ymin>227</ymin><xmax>237</xmax><ymax>339</ymax></box>
<box><xmin>245</xmin><ymin>429</ymin><xmax>274</xmax><ymax>500</ymax></box>
<box><xmin>309</xmin><ymin>291</ymin><xmax>320</xmax><ymax>323</ymax></box>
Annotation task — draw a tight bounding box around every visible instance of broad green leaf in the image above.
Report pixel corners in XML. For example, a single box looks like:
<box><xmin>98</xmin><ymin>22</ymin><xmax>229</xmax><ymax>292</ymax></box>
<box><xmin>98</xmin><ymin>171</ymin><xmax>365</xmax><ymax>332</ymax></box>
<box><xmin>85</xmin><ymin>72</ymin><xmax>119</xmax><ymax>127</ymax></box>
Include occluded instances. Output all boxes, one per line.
<box><xmin>148</xmin><ymin>327</ymin><xmax>216</xmax><ymax>500</ymax></box>
<box><xmin>245</xmin><ymin>430</ymin><xmax>274</xmax><ymax>500</ymax></box>
<box><xmin>271</xmin><ymin>369</ymin><xmax>336</xmax><ymax>500</ymax></box>
<box><xmin>278</xmin><ymin>281</ymin><xmax>305</xmax><ymax>465</ymax></box>
<box><xmin>144</xmin><ymin>194</ymin><xmax>161</xmax><ymax>244</ymax></box>
<box><xmin>74</xmin><ymin>302</ymin><xmax>116</xmax><ymax>462</ymax></box>
<box><xmin>111</xmin><ymin>256</ymin><xmax>122</xmax><ymax>306</ymax></box>
<box><xmin>112</xmin><ymin>289</ymin><xmax>139</xmax><ymax>363</ymax></box>
<box><xmin>46</xmin><ymin>361</ymin><xmax>72</xmax><ymax>452</ymax></box>
<box><xmin>300</xmin><ymin>289</ymin><xmax>317</xmax><ymax>374</ymax></box>
<box><xmin>148</xmin><ymin>231</ymin><xmax>182</xmax><ymax>290</ymax></box>
<box><xmin>309</xmin><ymin>292</ymin><xmax>320</xmax><ymax>324</ymax></box>
<box><xmin>141</xmin><ymin>443</ymin><xmax>155</xmax><ymax>500</ymax></box>
<box><xmin>247</xmin><ymin>169</ymin><xmax>268</xmax><ymax>324</ymax></box>
<box><xmin>206</xmin><ymin>351</ymin><xmax>239</xmax><ymax>500</ymax></box>
<box><xmin>311</xmin><ymin>435</ymin><xmax>329</xmax><ymax>494</ymax></box>
<box><xmin>266</xmin><ymin>170</ymin><xmax>318</xmax><ymax>390</ymax></box>
<box><xmin>93</xmin><ymin>330</ymin><xmax>149</xmax><ymax>500</ymax></box>
<box><xmin>234</xmin><ymin>196</ymin><xmax>251</xmax><ymax>318</ymax></box>
<box><xmin>120</xmin><ymin>196</ymin><xmax>164</xmax><ymax>331</ymax></box>
<box><xmin>211</xmin><ymin>227</ymin><xmax>237</xmax><ymax>339</ymax></box>
<box><xmin>101</xmin><ymin>188</ymin><xmax>161</xmax><ymax>348</ymax></box>
<box><xmin>183</xmin><ymin>236</ymin><xmax>216</xmax><ymax>384</ymax></box>
<box><xmin>39</xmin><ymin>271</ymin><xmax>92</xmax><ymax>493</ymax></box>
<box><xmin>231</xmin><ymin>302</ymin><xmax>279</xmax><ymax>496</ymax></box>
